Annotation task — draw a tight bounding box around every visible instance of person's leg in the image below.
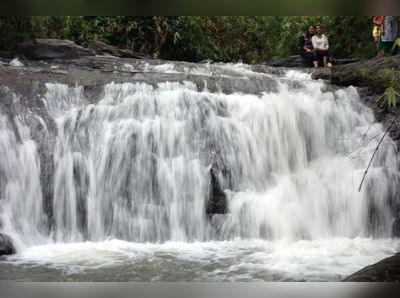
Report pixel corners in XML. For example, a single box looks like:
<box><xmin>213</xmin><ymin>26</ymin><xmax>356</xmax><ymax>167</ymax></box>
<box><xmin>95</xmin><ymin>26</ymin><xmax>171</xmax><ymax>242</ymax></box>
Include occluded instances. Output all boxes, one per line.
<box><xmin>314</xmin><ymin>50</ymin><xmax>323</xmax><ymax>67</ymax></box>
<box><xmin>299</xmin><ymin>50</ymin><xmax>311</xmax><ymax>67</ymax></box>
<box><xmin>378</xmin><ymin>35</ymin><xmax>385</xmax><ymax>57</ymax></box>
<box><xmin>382</xmin><ymin>41</ymin><xmax>394</xmax><ymax>56</ymax></box>
<box><xmin>373</xmin><ymin>27</ymin><xmax>380</xmax><ymax>49</ymax></box>
<box><xmin>313</xmin><ymin>50</ymin><xmax>319</xmax><ymax>67</ymax></box>
<box><xmin>306</xmin><ymin>52</ymin><xmax>314</xmax><ymax>67</ymax></box>
<box><xmin>318</xmin><ymin>50</ymin><xmax>331</xmax><ymax>67</ymax></box>
<box><xmin>306</xmin><ymin>51</ymin><xmax>316</xmax><ymax>67</ymax></box>
<box><xmin>300</xmin><ymin>50</ymin><xmax>315</xmax><ymax>67</ymax></box>
<box><xmin>326</xmin><ymin>50</ymin><xmax>332</xmax><ymax>67</ymax></box>
<box><xmin>324</xmin><ymin>50</ymin><xmax>332</xmax><ymax>67</ymax></box>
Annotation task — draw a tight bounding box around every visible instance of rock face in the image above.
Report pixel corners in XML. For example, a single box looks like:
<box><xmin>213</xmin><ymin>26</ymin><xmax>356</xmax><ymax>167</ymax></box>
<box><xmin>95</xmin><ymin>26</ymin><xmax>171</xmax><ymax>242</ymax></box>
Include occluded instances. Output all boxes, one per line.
<box><xmin>13</xmin><ymin>39</ymin><xmax>157</xmax><ymax>61</ymax></box>
<box><xmin>263</xmin><ymin>55</ymin><xmax>309</xmax><ymax>68</ymax></box>
<box><xmin>0</xmin><ymin>233</ymin><xmax>16</xmax><ymax>255</ymax></box>
<box><xmin>262</xmin><ymin>54</ymin><xmax>361</xmax><ymax>68</ymax></box>
<box><xmin>361</xmin><ymin>90</ymin><xmax>400</xmax><ymax>152</ymax></box>
<box><xmin>207</xmin><ymin>168</ymin><xmax>228</xmax><ymax>216</ymax></box>
<box><xmin>15</xmin><ymin>39</ymin><xmax>95</xmax><ymax>60</ymax></box>
<box><xmin>88</xmin><ymin>40</ymin><xmax>156</xmax><ymax>59</ymax></box>
<box><xmin>342</xmin><ymin>252</ymin><xmax>400</xmax><ymax>282</ymax></box>
<box><xmin>347</xmin><ymin>55</ymin><xmax>400</xmax><ymax>156</ymax></box>
<box><xmin>331</xmin><ymin>54</ymin><xmax>400</xmax><ymax>93</ymax></box>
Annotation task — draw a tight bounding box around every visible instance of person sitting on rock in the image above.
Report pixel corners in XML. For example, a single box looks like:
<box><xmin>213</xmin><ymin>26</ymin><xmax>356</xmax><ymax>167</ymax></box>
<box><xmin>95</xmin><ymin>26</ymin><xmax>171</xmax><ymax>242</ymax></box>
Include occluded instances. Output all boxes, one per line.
<box><xmin>312</xmin><ymin>24</ymin><xmax>332</xmax><ymax>67</ymax></box>
<box><xmin>298</xmin><ymin>25</ymin><xmax>315</xmax><ymax>67</ymax></box>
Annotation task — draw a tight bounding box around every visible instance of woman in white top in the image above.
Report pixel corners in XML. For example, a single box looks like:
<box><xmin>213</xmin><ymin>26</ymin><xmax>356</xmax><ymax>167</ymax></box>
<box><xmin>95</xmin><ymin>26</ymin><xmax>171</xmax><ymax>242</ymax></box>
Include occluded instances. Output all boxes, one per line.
<box><xmin>311</xmin><ymin>24</ymin><xmax>332</xmax><ymax>67</ymax></box>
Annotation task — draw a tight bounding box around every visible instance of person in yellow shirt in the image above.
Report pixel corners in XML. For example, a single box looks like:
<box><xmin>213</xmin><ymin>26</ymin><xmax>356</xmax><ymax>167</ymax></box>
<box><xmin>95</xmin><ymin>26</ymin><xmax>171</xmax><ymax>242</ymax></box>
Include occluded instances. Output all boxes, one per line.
<box><xmin>372</xmin><ymin>16</ymin><xmax>383</xmax><ymax>57</ymax></box>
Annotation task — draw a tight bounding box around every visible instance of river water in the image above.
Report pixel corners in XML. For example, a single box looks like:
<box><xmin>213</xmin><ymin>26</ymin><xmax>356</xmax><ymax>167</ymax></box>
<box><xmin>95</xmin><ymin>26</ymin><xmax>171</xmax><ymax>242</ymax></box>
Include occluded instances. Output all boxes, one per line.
<box><xmin>0</xmin><ymin>60</ymin><xmax>399</xmax><ymax>282</ymax></box>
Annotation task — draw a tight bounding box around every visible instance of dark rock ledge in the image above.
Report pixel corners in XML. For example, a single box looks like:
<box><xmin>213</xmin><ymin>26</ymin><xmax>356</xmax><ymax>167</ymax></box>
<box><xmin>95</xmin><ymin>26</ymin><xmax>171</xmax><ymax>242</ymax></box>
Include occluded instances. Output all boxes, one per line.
<box><xmin>14</xmin><ymin>38</ymin><xmax>157</xmax><ymax>61</ymax></box>
<box><xmin>342</xmin><ymin>252</ymin><xmax>400</xmax><ymax>282</ymax></box>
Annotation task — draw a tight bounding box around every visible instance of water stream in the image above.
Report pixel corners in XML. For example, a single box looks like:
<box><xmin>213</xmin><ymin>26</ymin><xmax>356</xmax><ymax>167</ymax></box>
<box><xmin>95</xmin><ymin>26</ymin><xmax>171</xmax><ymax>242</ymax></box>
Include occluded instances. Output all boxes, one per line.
<box><xmin>0</xmin><ymin>60</ymin><xmax>399</xmax><ymax>281</ymax></box>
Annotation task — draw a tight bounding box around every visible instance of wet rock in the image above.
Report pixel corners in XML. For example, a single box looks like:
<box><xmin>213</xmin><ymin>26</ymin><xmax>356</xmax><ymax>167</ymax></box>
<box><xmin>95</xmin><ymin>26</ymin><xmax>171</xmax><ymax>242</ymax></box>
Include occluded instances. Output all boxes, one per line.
<box><xmin>207</xmin><ymin>167</ymin><xmax>228</xmax><ymax>216</ymax></box>
<box><xmin>15</xmin><ymin>38</ymin><xmax>95</xmax><ymax>60</ymax></box>
<box><xmin>0</xmin><ymin>50</ymin><xmax>15</xmax><ymax>59</ymax></box>
<box><xmin>261</xmin><ymin>55</ymin><xmax>360</xmax><ymax>68</ymax></box>
<box><xmin>0</xmin><ymin>233</ymin><xmax>16</xmax><ymax>255</ymax></box>
<box><xmin>88</xmin><ymin>40</ymin><xmax>156</xmax><ymax>60</ymax></box>
<box><xmin>198</xmin><ymin>60</ymin><xmax>214</xmax><ymax>64</ymax></box>
<box><xmin>342</xmin><ymin>252</ymin><xmax>400</xmax><ymax>282</ymax></box>
<box><xmin>263</xmin><ymin>55</ymin><xmax>309</xmax><ymax>68</ymax></box>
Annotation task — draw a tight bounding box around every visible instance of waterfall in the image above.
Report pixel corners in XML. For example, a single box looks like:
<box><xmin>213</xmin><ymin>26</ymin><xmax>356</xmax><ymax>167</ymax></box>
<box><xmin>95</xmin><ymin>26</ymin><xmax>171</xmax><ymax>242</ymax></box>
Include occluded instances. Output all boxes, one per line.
<box><xmin>1</xmin><ymin>61</ymin><xmax>400</xmax><ymax>281</ymax></box>
<box><xmin>0</xmin><ymin>99</ymin><xmax>48</xmax><ymax>249</ymax></box>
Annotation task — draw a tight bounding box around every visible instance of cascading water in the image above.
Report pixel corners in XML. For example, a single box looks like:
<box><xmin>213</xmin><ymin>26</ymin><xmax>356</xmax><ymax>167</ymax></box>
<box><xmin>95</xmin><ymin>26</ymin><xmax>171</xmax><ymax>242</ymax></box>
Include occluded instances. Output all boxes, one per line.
<box><xmin>0</xmin><ymin>60</ymin><xmax>399</xmax><ymax>282</ymax></box>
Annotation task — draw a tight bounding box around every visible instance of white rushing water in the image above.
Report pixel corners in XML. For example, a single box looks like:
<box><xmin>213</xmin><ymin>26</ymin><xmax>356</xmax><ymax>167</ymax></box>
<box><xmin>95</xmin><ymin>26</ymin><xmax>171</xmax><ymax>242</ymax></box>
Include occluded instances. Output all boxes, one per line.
<box><xmin>0</xmin><ymin>62</ymin><xmax>400</xmax><ymax>281</ymax></box>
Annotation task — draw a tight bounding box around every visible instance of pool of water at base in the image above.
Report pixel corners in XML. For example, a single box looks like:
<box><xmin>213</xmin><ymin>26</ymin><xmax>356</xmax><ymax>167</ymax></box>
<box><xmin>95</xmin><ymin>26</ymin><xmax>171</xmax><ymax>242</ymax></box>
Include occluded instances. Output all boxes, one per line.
<box><xmin>0</xmin><ymin>237</ymin><xmax>399</xmax><ymax>282</ymax></box>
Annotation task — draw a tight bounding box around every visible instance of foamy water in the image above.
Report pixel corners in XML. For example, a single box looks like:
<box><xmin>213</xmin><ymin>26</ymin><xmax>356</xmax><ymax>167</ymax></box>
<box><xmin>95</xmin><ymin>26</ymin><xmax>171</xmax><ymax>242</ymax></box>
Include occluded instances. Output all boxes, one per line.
<box><xmin>1</xmin><ymin>237</ymin><xmax>399</xmax><ymax>282</ymax></box>
<box><xmin>0</xmin><ymin>62</ymin><xmax>399</xmax><ymax>281</ymax></box>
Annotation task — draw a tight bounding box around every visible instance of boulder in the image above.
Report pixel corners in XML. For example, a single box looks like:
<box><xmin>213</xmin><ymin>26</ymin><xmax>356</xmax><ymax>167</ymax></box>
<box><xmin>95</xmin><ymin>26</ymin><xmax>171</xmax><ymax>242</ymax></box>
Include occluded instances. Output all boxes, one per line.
<box><xmin>342</xmin><ymin>252</ymin><xmax>400</xmax><ymax>282</ymax></box>
<box><xmin>88</xmin><ymin>40</ymin><xmax>156</xmax><ymax>59</ymax></box>
<box><xmin>0</xmin><ymin>233</ymin><xmax>16</xmax><ymax>255</ymax></box>
<box><xmin>15</xmin><ymin>38</ymin><xmax>95</xmax><ymax>60</ymax></box>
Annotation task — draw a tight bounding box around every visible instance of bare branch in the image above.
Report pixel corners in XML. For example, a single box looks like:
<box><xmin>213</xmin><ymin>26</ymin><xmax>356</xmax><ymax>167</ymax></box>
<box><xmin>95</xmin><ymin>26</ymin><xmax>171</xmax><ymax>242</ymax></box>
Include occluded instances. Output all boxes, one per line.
<box><xmin>358</xmin><ymin>108</ymin><xmax>400</xmax><ymax>192</ymax></box>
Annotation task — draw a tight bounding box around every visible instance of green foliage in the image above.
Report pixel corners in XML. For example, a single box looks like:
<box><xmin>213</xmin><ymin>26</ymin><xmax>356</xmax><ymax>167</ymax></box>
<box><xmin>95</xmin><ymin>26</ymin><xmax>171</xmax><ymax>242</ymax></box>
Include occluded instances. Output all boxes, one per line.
<box><xmin>372</xmin><ymin>69</ymin><xmax>400</xmax><ymax>110</ymax></box>
<box><xmin>392</xmin><ymin>37</ymin><xmax>400</xmax><ymax>54</ymax></box>
<box><xmin>0</xmin><ymin>16</ymin><xmax>394</xmax><ymax>63</ymax></box>
<box><xmin>0</xmin><ymin>16</ymin><xmax>84</xmax><ymax>51</ymax></box>
<box><xmin>203</xmin><ymin>16</ymin><xmax>271</xmax><ymax>63</ymax></box>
